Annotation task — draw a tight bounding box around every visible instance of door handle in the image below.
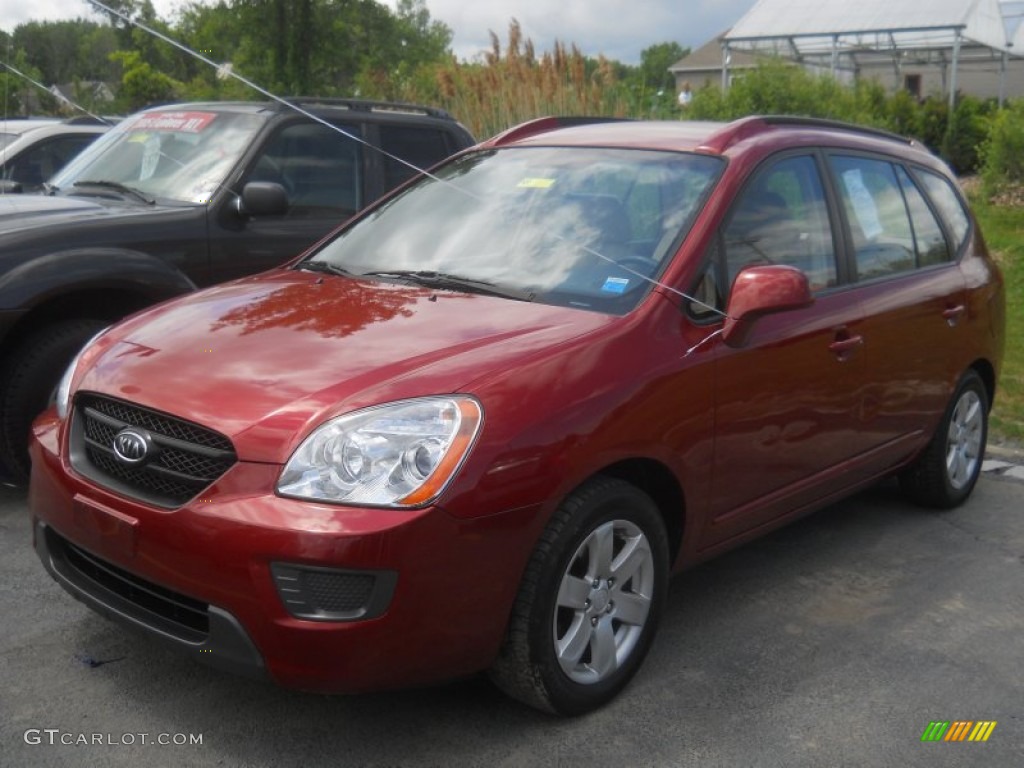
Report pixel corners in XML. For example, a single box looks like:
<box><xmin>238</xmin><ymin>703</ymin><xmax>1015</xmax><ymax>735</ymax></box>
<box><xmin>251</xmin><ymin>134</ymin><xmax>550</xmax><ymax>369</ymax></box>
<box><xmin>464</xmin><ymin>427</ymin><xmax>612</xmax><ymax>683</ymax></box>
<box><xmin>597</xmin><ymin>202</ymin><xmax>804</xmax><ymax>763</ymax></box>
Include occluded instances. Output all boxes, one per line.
<box><xmin>829</xmin><ymin>334</ymin><xmax>864</xmax><ymax>359</ymax></box>
<box><xmin>942</xmin><ymin>305</ymin><xmax>966</xmax><ymax>326</ymax></box>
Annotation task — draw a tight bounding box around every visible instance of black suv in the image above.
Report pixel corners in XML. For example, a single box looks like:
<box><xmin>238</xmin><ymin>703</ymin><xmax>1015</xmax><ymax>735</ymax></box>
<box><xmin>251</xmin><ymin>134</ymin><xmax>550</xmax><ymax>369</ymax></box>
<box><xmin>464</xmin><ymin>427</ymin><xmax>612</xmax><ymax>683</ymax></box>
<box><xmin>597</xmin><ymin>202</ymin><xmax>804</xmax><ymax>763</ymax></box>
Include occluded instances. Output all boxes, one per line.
<box><xmin>0</xmin><ymin>99</ymin><xmax>475</xmax><ymax>481</ymax></box>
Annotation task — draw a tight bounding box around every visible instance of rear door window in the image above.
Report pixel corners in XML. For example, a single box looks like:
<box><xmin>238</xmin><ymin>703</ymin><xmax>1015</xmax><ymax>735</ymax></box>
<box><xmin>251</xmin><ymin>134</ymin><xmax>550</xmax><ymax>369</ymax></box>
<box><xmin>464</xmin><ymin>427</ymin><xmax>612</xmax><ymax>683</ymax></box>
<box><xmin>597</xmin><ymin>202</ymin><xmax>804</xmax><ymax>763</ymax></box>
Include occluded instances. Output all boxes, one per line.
<box><xmin>830</xmin><ymin>155</ymin><xmax>953</xmax><ymax>280</ymax></box>
<box><xmin>379</xmin><ymin>126</ymin><xmax>453</xmax><ymax>188</ymax></box>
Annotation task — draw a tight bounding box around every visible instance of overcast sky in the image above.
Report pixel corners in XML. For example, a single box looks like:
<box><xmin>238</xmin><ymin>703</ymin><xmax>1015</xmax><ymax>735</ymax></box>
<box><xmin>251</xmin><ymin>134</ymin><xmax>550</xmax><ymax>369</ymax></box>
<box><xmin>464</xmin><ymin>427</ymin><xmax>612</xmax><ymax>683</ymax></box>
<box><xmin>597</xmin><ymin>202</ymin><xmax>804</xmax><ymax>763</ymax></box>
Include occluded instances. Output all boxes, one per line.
<box><xmin>1</xmin><ymin>0</ymin><xmax>760</xmax><ymax>64</ymax></box>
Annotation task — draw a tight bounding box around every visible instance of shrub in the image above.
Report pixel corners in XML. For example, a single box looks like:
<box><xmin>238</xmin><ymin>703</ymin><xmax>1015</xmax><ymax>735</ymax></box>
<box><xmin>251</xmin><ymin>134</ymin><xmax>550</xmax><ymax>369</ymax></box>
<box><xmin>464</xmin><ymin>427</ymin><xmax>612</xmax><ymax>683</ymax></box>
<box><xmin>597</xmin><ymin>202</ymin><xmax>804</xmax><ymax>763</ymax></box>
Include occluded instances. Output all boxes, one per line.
<box><xmin>916</xmin><ymin>96</ymin><xmax>949</xmax><ymax>154</ymax></box>
<box><xmin>941</xmin><ymin>95</ymin><xmax>991</xmax><ymax>175</ymax></box>
<box><xmin>980</xmin><ymin>100</ymin><xmax>1024</xmax><ymax>197</ymax></box>
<box><xmin>884</xmin><ymin>89</ymin><xmax>923</xmax><ymax>139</ymax></box>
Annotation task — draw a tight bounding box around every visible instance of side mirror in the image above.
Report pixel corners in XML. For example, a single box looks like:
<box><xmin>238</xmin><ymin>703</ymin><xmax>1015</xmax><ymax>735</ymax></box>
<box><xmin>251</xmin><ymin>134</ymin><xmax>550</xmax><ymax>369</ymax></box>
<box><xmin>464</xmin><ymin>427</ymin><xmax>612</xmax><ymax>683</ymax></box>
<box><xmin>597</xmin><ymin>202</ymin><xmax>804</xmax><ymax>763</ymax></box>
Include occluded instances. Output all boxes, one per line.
<box><xmin>722</xmin><ymin>265</ymin><xmax>813</xmax><ymax>347</ymax></box>
<box><xmin>237</xmin><ymin>181</ymin><xmax>288</xmax><ymax>217</ymax></box>
<box><xmin>0</xmin><ymin>180</ymin><xmax>24</xmax><ymax>195</ymax></box>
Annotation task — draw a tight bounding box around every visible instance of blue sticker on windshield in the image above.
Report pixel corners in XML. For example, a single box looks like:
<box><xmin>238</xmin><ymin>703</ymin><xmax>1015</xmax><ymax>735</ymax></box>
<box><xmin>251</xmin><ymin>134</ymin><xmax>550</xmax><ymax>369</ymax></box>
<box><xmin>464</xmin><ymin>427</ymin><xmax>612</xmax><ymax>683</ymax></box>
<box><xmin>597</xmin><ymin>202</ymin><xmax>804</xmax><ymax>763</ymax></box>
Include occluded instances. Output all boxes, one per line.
<box><xmin>601</xmin><ymin>277</ymin><xmax>629</xmax><ymax>294</ymax></box>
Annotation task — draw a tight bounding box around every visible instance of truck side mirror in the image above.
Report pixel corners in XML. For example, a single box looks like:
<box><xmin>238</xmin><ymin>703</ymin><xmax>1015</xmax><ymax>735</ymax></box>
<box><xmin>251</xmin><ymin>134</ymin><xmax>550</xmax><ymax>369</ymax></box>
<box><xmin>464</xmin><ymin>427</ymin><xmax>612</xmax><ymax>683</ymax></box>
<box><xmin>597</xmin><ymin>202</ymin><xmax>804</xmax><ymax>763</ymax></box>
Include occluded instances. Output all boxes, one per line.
<box><xmin>236</xmin><ymin>181</ymin><xmax>288</xmax><ymax>217</ymax></box>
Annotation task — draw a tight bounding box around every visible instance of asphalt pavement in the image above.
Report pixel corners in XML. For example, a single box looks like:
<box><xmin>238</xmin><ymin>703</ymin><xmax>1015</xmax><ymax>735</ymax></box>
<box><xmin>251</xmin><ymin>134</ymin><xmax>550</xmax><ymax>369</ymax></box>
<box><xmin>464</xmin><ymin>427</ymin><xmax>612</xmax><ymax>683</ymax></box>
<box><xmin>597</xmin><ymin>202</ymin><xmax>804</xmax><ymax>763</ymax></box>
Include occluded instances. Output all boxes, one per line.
<box><xmin>1</xmin><ymin>466</ymin><xmax>1022</xmax><ymax>767</ymax></box>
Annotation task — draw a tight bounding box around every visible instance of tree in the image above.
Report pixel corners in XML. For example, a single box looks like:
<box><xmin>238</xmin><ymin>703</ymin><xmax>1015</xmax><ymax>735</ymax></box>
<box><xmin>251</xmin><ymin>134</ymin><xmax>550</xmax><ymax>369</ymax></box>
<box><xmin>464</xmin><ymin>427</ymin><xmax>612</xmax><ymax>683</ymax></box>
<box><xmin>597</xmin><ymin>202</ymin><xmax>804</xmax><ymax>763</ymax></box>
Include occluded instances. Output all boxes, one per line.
<box><xmin>394</xmin><ymin>0</ymin><xmax>453</xmax><ymax>66</ymax></box>
<box><xmin>0</xmin><ymin>48</ymin><xmax>57</xmax><ymax>116</ymax></box>
<box><xmin>639</xmin><ymin>42</ymin><xmax>688</xmax><ymax>93</ymax></box>
<box><xmin>87</xmin><ymin>0</ymin><xmax>152</xmax><ymax>47</ymax></box>
<box><xmin>617</xmin><ymin>42</ymin><xmax>689</xmax><ymax>117</ymax></box>
<box><xmin>14</xmin><ymin>21</ymin><xmax>115</xmax><ymax>84</ymax></box>
<box><xmin>109</xmin><ymin>49</ymin><xmax>180</xmax><ymax>110</ymax></box>
<box><xmin>173</xmin><ymin>0</ymin><xmax>454</xmax><ymax>99</ymax></box>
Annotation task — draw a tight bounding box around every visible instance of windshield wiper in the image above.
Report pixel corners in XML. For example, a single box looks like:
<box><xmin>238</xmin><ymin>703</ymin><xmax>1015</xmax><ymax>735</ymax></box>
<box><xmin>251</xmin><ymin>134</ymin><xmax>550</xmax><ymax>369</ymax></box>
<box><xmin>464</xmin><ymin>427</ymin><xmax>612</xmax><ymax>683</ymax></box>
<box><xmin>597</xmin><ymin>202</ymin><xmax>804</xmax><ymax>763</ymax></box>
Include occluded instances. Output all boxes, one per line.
<box><xmin>42</xmin><ymin>182</ymin><xmax>59</xmax><ymax>196</ymax></box>
<box><xmin>72</xmin><ymin>180</ymin><xmax>155</xmax><ymax>205</ymax></box>
<box><xmin>362</xmin><ymin>270</ymin><xmax>535</xmax><ymax>302</ymax></box>
<box><xmin>296</xmin><ymin>260</ymin><xmax>354</xmax><ymax>277</ymax></box>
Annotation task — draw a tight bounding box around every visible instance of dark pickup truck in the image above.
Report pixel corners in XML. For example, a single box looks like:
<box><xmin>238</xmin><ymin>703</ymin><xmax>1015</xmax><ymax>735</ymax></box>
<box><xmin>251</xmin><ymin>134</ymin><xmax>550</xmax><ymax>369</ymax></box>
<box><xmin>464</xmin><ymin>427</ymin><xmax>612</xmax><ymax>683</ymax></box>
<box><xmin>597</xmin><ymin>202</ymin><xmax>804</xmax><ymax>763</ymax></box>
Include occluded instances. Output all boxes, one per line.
<box><xmin>0</xmin><ymin>98</ymin><xmax>475</xmax><ymax>481</ymax></box>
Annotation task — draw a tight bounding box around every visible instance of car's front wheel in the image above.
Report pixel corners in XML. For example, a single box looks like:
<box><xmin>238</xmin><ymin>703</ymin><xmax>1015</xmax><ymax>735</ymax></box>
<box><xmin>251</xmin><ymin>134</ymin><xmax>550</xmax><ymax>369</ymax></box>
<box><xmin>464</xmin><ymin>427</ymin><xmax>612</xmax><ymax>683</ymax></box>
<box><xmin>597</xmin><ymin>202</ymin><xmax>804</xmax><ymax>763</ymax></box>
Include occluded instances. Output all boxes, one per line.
<box><xmin>490</xmin><ymin>476</ymin><xmax>669</xmax><ymax>715</ymax></box>
<box><xmin>900</xmin><ymin>369</ymin><xmax>989</xmax><ymax>509</ymax></box>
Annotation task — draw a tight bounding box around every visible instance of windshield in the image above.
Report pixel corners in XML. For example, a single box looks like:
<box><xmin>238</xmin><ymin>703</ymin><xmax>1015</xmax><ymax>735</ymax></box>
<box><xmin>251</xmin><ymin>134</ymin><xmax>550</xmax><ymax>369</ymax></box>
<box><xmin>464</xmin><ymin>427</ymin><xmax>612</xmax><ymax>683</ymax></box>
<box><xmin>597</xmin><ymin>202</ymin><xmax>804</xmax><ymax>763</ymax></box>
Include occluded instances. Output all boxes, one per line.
<box><xmin>307</xmin><ymin>147</ymin><xmax>723</xmax><ymax>314</ymax></box>
<box><xmin>50</xmin><ymin>109</ymin><xmax>265</xmax><ymax>203</ymax></box>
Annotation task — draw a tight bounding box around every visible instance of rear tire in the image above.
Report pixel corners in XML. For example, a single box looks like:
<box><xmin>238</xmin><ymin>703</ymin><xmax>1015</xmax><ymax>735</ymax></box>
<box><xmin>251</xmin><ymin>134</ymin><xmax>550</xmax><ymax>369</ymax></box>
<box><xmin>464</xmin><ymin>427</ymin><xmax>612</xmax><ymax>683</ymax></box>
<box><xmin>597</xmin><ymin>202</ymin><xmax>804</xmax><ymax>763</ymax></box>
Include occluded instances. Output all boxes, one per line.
<box><xmin>0</xmin><ymin>319</ymin><xmax>106</xmax><ymax>482</ymax></box>
<box><xmin>489</xmin><ymin>476</ymin><xmax>669</xmax><ymax>715</ymax></box>
<box><xmin>900</xmin><ymin>370</ymin><xmax>988</xmax><ymax>509</ymax></box>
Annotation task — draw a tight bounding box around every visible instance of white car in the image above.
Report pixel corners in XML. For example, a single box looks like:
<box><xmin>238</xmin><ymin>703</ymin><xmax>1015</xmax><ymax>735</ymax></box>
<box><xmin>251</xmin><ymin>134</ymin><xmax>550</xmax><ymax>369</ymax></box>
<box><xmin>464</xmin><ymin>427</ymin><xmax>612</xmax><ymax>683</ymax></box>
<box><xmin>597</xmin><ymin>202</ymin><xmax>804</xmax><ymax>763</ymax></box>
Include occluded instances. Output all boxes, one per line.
<box><xmin>0</xmin><ymin>118</ymin><xmax>109</xmax><ymax>194</ymax></box>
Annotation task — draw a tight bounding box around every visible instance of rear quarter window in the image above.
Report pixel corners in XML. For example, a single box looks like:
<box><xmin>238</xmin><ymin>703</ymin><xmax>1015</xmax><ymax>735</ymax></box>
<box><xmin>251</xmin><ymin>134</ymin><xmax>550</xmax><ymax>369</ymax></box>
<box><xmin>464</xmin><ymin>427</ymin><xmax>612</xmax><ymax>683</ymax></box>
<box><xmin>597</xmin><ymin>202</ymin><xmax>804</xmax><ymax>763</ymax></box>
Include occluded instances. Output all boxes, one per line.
<box><xmin>915</xmin><ymin>169</ymin><xmax>971</xmax><ymax>253</ymax></box>
<box><xmin>896</xmin><ymin>166</ymin><xmax>950</xmax><ymax>267</ymax></box>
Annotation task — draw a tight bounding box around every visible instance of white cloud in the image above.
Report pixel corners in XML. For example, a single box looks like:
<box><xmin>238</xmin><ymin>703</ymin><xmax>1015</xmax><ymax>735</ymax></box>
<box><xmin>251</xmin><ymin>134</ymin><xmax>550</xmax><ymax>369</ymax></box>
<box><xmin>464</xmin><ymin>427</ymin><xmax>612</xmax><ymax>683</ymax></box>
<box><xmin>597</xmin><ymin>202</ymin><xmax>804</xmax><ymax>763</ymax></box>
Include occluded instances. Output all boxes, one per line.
<box><xmin>430</xmin><ymin>0</ymin><xmax>761</xmax><ymax>63</ymax></box>
<box><xmin>1</xmin><ymin>0</ymin><xmax>175</xmax><ymax>33</ymax></box>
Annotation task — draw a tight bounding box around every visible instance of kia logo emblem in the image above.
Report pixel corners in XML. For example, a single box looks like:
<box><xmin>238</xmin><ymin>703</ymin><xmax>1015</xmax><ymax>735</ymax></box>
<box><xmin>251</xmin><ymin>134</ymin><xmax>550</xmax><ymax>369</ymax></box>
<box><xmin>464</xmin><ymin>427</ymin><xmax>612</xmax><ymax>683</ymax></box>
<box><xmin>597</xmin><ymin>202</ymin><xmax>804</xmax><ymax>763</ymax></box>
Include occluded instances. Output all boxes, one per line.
<box><xmin>112</xmin><ymin>428</ymin><xmax>151</xmax><ymax>465</ymax></box>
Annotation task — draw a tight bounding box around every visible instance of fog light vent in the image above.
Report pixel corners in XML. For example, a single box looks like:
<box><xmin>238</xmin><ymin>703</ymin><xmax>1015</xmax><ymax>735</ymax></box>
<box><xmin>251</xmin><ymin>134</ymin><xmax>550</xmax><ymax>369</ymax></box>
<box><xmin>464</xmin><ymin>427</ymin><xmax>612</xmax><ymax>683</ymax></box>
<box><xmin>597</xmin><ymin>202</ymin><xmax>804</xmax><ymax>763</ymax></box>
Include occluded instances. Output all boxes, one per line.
<box><xmin>270</xmin><ymin>563</ymin><xmax>397</xmax><ymax>621</ymax></box>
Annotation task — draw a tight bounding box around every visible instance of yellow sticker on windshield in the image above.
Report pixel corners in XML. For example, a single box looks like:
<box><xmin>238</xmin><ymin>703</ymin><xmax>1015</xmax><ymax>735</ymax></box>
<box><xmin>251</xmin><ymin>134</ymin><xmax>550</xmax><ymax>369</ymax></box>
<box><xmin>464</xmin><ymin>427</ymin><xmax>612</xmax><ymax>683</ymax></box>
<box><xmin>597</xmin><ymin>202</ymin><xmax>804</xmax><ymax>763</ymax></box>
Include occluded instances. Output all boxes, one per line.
<box><xmin>518</xmin><ymin>177</ymin><xmax>555</xmax><ymax>189</ymax></box>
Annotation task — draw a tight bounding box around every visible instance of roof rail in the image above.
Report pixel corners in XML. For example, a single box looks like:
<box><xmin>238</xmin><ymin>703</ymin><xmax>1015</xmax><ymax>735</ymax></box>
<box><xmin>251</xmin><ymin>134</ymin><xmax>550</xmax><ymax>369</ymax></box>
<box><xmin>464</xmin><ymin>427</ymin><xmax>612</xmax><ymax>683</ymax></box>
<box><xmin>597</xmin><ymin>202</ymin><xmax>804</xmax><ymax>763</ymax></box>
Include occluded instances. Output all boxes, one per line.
<box><xmin>276</xmin><ymin>97</ymin><xmax>454</xmax><ymax>120</ymax></box>
<box><xmin>762</xmin><ymin>116</ymin><xmax>915</xmax><ymax>145</ymax></box>
<box><xmin>488</xmin><ymin>116</ymin><xmax>632</xmax><ymax>146</ymax></box>
<box><xmin>700</xmin><ymin>115</ymin><xmax>916</xmax><ymax>153</ymax></box>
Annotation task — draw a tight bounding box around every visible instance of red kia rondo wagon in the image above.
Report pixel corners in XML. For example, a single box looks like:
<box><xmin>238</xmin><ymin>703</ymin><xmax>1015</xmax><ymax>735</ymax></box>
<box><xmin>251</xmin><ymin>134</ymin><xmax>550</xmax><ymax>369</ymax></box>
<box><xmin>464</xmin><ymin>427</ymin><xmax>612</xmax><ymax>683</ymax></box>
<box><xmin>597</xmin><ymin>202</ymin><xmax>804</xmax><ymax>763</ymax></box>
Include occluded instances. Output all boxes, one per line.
<box><xmin>29</xmin><ymin>116</ymin><xmax>1005</xmax><ymax>714</ymax></box>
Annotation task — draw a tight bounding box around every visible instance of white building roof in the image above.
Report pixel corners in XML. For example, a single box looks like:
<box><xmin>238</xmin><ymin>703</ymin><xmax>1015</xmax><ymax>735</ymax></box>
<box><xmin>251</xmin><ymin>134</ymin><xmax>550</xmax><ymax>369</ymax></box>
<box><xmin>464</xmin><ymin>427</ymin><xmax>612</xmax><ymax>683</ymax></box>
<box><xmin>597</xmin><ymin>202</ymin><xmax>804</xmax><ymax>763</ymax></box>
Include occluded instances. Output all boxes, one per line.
<box><xmin>726</xmin><ymin>0</ymin><xmax>1012</xmax><ymax>55</ymax></box>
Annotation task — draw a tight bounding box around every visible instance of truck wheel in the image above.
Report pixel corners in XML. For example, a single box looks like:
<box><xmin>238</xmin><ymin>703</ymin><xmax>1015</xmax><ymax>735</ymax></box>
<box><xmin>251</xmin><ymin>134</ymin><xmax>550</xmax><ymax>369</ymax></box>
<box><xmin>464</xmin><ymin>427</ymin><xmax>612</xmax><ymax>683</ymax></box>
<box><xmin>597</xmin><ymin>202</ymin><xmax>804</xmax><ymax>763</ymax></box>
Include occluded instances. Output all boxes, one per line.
<box><xmin>489</xmin><ymin>476</ymin><xmax>669</xmax><ymax>715</ymax></box>
<box><xmin>0</xmin><ymin>319</ymin><xmax>106</xmax><ymax>483</ymax></box>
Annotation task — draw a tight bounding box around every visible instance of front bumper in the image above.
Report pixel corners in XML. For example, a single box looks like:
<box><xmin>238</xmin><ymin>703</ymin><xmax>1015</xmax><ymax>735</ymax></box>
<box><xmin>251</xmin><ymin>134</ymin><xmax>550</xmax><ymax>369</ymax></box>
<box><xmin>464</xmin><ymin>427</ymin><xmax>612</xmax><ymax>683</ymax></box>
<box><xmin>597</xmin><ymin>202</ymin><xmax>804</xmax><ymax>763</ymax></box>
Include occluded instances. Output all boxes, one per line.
<box><xmin>30</xmin><ymin>412</ymin><xmax>541</xmax><ymax>693</ymax></box>
<box><xmin>35</xmin><ymin>520</ymin><xmax>267</xmax><ymax>680</ymax></box>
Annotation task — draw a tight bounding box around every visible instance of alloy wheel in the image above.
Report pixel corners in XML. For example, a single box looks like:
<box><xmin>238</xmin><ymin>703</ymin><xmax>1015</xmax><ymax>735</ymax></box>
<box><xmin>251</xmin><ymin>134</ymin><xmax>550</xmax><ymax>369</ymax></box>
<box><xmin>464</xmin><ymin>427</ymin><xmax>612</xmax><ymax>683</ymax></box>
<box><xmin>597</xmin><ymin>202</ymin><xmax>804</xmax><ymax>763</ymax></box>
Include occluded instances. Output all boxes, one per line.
<box><xmin>553</xmin><ymin>519</ymin><xmax>655</xmax><ymax>684</ymax></box>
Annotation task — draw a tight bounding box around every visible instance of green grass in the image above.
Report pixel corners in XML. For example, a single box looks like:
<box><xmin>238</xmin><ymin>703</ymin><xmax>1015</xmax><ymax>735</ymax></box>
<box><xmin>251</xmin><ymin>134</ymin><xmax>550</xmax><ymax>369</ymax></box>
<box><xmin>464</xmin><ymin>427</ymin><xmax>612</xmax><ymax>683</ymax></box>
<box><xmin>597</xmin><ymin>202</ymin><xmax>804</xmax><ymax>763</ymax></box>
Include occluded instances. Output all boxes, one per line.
<box><xmin>972</xmin><ymin>200</ymin><xmax>1024</xmax><ymax>444</ymax></box>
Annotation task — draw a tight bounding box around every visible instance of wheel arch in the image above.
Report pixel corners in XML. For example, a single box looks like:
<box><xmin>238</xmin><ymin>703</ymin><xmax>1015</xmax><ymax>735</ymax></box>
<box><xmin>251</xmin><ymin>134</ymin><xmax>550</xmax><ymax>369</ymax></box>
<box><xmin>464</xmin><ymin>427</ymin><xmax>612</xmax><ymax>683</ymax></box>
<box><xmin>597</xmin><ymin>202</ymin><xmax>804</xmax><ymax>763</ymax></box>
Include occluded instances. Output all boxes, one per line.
<box><xmin>968</xmin><ymin>358</ymin><xmax>997</xmax><ymax>411</ymax></box>
<box><xmin>1</xmin><ymin>287</ymin><xmax>161</xmax><ymax>362</ymax></box>
<box><xmin>595</xmin><ymin>458</ymin><xmax>686</xmax><ymax>569</ymax></box>
<box><xmin>0</xmin><ymin>248</ymin><xmax>196</xmax><ymax>360</ymax></box>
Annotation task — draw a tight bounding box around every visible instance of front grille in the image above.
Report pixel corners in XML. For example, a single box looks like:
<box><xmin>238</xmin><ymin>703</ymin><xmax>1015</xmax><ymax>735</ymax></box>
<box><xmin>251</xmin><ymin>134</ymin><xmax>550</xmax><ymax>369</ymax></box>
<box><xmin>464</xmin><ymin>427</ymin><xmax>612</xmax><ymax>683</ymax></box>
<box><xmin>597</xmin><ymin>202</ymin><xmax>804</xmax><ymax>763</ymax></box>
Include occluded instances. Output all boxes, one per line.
<box><xmin>49</xmin><ymin>528</ymin><xmax>209</xmax><ymax>641</ymax></box>
<box><xmin>71</xmin><ymin>393</ymin><xmax>237</xmax><ymax>508</ymax></box>
<box><xmin>83</xmin><ymin>396</ymin><xmax>233</xmax><ymax>451</ymax></box>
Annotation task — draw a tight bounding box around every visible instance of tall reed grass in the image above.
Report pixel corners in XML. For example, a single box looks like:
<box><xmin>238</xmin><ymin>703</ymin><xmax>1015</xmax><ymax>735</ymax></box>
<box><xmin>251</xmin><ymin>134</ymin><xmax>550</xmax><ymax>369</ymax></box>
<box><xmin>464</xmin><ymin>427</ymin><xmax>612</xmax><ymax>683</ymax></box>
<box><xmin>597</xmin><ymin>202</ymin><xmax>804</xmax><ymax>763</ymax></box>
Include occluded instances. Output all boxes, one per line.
<box><xmin>393</xmin><ymin>21</ymin><xmax>630</xmax><ymax>140</ymax></box>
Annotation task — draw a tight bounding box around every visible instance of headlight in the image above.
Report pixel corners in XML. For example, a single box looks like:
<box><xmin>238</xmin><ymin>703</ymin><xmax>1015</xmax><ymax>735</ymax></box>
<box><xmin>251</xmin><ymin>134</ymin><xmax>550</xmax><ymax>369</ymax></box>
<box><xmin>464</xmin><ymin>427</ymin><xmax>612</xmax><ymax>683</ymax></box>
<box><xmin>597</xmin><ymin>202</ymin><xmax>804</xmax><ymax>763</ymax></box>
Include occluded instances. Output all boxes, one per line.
<box><xmin>55</xmin><ymin>327</ymin><xmax>110</xmax><ymax>419</ymax></box>
<box><xmin>277</xmin><ymin>396</ymin><xmax>482</xmax><ymax>507</ymax></box>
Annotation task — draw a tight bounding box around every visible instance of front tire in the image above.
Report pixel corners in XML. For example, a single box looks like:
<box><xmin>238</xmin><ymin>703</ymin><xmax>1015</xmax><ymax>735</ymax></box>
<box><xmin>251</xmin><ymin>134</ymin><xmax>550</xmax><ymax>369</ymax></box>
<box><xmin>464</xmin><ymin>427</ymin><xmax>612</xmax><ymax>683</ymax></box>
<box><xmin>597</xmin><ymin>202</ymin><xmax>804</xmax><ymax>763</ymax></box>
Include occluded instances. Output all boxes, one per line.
<box><xmin>0</xmin><ymin>319</ymin><xmax>106</xmax><ymax>482</ymax></box>
<box><xmin>490</xmin><ymin>476</ymin><xmax>669</xmax><ymax>715</ymax></box>
<box><xmin>900</xmin><ymin>370</ymin><xmax>988</xmax><ymax>509</ymax></box>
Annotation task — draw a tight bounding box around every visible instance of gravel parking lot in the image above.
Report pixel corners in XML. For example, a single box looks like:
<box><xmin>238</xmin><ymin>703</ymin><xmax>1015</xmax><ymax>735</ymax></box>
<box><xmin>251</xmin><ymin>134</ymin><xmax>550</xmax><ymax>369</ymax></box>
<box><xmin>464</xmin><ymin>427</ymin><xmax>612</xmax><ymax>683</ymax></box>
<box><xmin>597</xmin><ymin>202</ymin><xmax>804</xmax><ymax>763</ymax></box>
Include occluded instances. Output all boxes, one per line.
<box><xmin>2</xmin><ymin>471</ymin><xmax>1022</xmax><ymax>767</ymax></box>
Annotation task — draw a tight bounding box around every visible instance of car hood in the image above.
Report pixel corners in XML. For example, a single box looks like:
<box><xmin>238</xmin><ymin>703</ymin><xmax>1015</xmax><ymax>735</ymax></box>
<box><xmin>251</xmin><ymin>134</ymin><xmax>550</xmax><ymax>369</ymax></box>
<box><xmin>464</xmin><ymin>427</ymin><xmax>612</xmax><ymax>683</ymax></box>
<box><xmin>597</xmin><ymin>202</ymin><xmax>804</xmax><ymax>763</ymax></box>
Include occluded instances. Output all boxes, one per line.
<box><xmin>0</xmin><ymin>193</ymin><xmax>171</xmax><ymax>234</ymax></box>
<box><xmin>0</xmin><ymin>194</ymin><xmax>102</xmax><ymax>226</ymax></box>
<box><xmin>78</xmin><ymin>270</ymin><xmax>614</xmax><ymax>462</ymax></box>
